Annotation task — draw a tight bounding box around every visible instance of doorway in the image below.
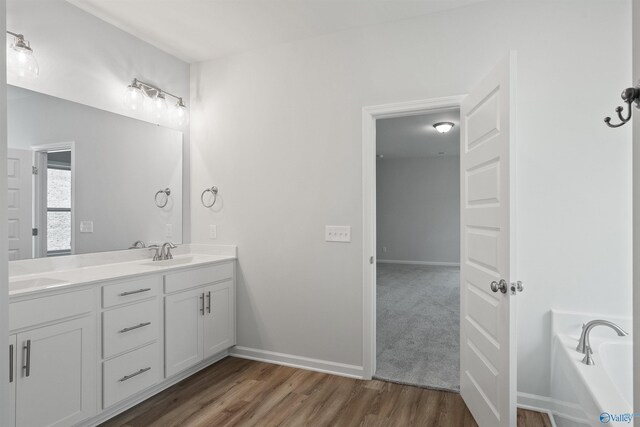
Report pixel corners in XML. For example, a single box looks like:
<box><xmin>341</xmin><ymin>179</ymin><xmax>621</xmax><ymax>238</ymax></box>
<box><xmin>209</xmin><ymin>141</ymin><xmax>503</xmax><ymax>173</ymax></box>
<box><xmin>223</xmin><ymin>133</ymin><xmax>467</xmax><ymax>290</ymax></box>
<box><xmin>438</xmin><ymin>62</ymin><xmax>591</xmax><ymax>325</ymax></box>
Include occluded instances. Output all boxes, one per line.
<box><xmin>374</xmin><ymin>109</ymin><xmax>461</xmax><ymax>391</ymax></box>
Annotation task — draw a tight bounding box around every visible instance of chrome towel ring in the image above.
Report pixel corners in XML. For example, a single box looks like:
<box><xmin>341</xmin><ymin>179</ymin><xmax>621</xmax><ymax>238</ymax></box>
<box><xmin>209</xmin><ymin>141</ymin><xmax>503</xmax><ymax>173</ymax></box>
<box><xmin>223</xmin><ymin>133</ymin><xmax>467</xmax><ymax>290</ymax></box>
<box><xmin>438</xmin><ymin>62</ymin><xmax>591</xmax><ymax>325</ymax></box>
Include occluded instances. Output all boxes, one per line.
<box><xmin>155</xmin><ymin>188</ymin><xmax>171</xmax><ymax>208</ymax></box>
<box><xmin>201</xmin><ymin>186</ymin><xmax>218</xmax><ymax>208</ymax></box>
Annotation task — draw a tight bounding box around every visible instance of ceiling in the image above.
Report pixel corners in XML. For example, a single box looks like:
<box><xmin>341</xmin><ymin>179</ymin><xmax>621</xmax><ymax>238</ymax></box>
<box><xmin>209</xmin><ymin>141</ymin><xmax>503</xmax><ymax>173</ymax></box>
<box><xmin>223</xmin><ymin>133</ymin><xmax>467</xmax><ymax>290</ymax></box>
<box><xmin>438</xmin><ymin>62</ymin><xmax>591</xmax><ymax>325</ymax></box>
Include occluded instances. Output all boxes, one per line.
<box><xmin>66</xmin><ymin>0</ymin><xmax>484</xmax><ymax>63</ymax></box>
<box><xmin>376</xmin><ymin>109</ymin><xmax>460</xmax><ymax>159</ymax></box>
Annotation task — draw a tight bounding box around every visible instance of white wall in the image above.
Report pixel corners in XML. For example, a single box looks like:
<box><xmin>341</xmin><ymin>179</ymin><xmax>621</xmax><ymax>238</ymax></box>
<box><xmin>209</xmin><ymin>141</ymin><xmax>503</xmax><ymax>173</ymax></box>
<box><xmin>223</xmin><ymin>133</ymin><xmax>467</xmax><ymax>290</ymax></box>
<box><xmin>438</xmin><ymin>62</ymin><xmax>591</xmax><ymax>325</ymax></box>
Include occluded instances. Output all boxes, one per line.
<box><xmin>633</xmin><ymin>0</ymin><xmax>639</xmax><ymax>414</ymax></box>
<box><xmin>376</xmin><ymin>156</ymin><xmax>460</xmax><ymax>264</ymax></box>
<box><xmin>8</xmin><ymin>88</ymin><xmax>183</xmax><ymax>255</ymax></box>
<box><xmin>190</xmin><ymin>0</ymin><xmax>632</xmax><ymax>404</ymax></box>
<box><xmin>0</xmin><ymin>1</ymin><xmax>9</xmax><ymax>423</ymax></box>
<box><xmin>6</xmin><ymin>0</ymin><xmax>192</xmax><ymax>240</ymax></box>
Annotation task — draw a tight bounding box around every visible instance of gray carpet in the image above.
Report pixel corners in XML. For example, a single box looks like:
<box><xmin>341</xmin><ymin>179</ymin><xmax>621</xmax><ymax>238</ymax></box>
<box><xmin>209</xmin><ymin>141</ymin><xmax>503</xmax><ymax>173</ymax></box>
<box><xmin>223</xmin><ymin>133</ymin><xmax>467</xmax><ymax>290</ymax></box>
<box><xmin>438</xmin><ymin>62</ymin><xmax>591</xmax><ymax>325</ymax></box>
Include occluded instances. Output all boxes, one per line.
<box><xmin>375</xmin><ymin>262</ymin><xmax>460</xmax><ymax>392</ymax></box>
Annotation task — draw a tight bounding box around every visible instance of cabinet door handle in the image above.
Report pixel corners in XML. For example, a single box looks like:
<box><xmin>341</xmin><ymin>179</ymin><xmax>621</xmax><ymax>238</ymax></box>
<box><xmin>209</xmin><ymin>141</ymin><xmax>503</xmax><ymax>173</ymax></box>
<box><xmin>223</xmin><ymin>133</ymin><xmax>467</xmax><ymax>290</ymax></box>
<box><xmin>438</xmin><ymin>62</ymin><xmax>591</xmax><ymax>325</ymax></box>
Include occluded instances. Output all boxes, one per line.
<box><xmin>119</xmin><ymin>288</ymin><xmax>151</xmax><ymax>296</ymax></box>
<box><xmin>200</xmin><ymin>293</ymin><xmax>205</xmax><ymax>315</ymax></box>
<box><xmin>119</xmin><ymin>322</ymin><xmax>152</xmax><ymax>333</ymax></box>
<box><xmin>118</xmin><ymin>367</ymin><xmax>151</xmax><ymax>382</ymax></box>
<box><xmin>207</xmin><ymin>291</ymin><xmax>211</xmax><ymax>314</ymax></box>
<box><xmin>9</xmin><ymin>344</ymin><xmax>13</xmax><ymax>383</ymax></box>
<box><xmin>23</xmin><ymin>340</ymin><xmax>31</xmax><ymax>377</ymax></box>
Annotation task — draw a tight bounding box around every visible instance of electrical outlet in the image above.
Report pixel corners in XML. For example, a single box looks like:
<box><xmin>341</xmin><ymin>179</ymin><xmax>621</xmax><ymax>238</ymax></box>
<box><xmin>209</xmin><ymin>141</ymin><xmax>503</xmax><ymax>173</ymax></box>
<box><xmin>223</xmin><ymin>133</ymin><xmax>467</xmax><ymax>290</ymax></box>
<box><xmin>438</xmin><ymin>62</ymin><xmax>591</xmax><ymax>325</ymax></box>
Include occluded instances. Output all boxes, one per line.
<box><xmin>166</xmin><ymin>224</ymin><xmax>173</xmax><ymax>237</ymax></box>
<box><xmin>80</xmin><ymin>221</ymin><xmax>93</xmax><ymax>233</ymax></box>
<box><xmin>209</xmin><ymin>225</ymin><xmax>217</xmax><ymax>239</ymax></box>
<box><xmin>382</xmin><ymin>246</ymin><xmax>387</xmax><ymax>253</ymax></box>
<box><xmin>325</xmin><ymin>226</ymin><xmax>351</xmax><ymax>243</ymax></box>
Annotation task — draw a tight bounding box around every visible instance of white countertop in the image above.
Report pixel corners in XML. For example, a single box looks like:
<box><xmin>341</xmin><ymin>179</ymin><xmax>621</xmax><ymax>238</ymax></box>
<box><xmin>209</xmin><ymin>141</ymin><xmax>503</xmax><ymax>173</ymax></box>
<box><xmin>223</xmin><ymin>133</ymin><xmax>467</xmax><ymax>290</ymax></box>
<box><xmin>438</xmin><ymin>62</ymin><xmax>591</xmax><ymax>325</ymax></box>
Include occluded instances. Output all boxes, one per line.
<box><xmin>9</xmin><ymin>245</ymin><xmax>236</xmax><ymax>297</ymax></box>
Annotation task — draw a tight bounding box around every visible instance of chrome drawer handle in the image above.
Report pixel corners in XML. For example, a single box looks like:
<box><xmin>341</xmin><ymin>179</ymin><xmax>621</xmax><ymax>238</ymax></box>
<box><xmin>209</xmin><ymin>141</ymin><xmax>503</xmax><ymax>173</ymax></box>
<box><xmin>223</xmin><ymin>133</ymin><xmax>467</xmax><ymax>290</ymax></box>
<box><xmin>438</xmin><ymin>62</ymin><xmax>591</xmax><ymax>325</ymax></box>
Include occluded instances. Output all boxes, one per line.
<box><xmin>118</xmin><ymin>367</ymin><xmax>151</xmax><ymax>382</ymax></box>
<box><xmin>119</xmin><ymin>288</ymin><xmax>151</xmax><ymax>297</ymax></box>
<box><xmin>119</xmin><ymin>322</ymin><xmax>151</xmax><ymax>333</ymax></box>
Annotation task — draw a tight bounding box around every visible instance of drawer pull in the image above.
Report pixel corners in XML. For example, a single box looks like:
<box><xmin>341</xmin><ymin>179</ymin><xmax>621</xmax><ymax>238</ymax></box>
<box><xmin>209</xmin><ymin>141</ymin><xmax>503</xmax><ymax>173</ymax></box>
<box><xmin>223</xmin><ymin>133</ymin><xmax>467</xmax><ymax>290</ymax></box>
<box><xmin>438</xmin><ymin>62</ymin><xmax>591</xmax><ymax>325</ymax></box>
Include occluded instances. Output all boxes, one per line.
<box><xmin>118</xmin><ymin>367</ymin><xmax>151</xmax><ymax>382</ymax></box>
<box><xmin>119</xmin><ymin>322</ymin><xmax>152</xmax><ymax>333</ymax></box>
<box><xmin>9</xmin><ymin>344</ymin><xmax>13</xmax><ymax>383</ymax></box>
<box><xmin>200</xmin><ymin>293</ymin><xmax>205</xmax><ymax>315</ymax></box>
<box><xmin>119</xmin><ymin>288</ymin><xmax>151</xmax><ymax>297</ymax></box>
<box><xmin>23</xmin><ymin>340</ymin><xmax>31</xmax><ymax>377</ymax></box>
<box><xmin>206</xmin><ymin>291</ymin><xmax>211</xmax><ymax>314</ymax></box>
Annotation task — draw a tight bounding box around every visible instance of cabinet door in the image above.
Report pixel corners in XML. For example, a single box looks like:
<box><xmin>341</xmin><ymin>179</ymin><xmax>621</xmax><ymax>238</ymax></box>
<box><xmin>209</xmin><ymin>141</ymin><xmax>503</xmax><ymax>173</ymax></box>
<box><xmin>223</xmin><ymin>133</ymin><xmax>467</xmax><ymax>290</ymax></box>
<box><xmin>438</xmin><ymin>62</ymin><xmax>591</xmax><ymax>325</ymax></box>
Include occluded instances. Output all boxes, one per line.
<box><xmin>165</xmin><ymin>287</ymin><xmax>204</xmax><ymax>377</ymax></box>
<box><xmin>203</xmin><ymin>280</ymin><xmax>234</xmax><ymax>359</ymax></box>
<box><xmin>15</xmin><ymin>316</ymin><xmax>96</xmax><ymax>427</ymax></box>
<box><xmin>8</xmin><ymin>335</ymin><xmax>17</xmax><ymax>427</ymax></box>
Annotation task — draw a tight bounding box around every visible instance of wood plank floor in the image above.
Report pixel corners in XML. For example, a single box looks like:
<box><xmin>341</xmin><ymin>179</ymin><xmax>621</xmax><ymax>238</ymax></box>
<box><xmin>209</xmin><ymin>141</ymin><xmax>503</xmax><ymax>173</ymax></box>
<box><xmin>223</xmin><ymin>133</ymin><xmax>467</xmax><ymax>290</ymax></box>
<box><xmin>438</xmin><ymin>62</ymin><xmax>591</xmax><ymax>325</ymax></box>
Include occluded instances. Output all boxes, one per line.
<box><xmin>101</xmin><ymin>357</ymin><xmax>552</xmax><ymax>427</ymax></box>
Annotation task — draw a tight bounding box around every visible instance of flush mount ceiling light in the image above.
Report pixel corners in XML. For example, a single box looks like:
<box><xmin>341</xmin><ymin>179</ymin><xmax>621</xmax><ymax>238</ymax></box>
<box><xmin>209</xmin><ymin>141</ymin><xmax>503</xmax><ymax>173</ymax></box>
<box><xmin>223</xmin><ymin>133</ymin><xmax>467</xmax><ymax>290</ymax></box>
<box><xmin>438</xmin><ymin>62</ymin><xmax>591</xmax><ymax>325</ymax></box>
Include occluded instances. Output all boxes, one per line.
<box><xmin>433</xmin><ymin>122</ymin><xmax>454</xmax><ymax>133</ymax></box>
<box><xmin>6</xmin><ymin>31</ymin><xmax>38</xmax><ymax>78</ymax></box>
<box><xmin>124</xmin><ymin>78</ymin><xmax>188</xmax><ymax>126</ymax></box>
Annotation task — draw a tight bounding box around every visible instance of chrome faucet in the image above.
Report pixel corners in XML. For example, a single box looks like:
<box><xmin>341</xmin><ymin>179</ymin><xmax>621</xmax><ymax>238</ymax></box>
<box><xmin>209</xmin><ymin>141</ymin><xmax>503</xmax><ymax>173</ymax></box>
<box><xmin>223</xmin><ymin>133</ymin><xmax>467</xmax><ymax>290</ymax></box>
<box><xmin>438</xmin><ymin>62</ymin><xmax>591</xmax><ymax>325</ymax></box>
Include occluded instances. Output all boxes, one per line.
<box><xmin>160</xmin><ymin>242</ymin><xmax>177</xmax><ymax>260</ymax></box>
<box><xmin>576</xmin><ymin>319</ymin><xmax>628</xmax><ymax>365</ymax></box>
<box><xmin>148</xmin><ymin>245</ymin><xmax>161</xmax><ymax>261</ymax></box>
<box><xmin>129</xmin><ymin>240</ymin><xmax>146</xmax><ymax>249</ymax></box>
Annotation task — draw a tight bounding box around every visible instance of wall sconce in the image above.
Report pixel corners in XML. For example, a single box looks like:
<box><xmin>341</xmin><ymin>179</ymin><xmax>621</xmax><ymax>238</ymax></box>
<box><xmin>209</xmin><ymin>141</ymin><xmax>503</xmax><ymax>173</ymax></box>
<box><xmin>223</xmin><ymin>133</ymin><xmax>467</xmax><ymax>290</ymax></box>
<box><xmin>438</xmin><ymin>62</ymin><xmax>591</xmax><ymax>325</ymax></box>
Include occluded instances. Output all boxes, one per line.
<box><xmin>124</xmin><ymin>78</ymin><xmax>188</xmax><ymax>126</ymax></box>
<box><xmin>6</xmin><ymin>31</ymin><xmax>38</xmax><ymax>78</ymax></box>
<box><xmin>604</xmin><ymin>85</ymin><xmax>640</xmax><ymax>128</ymax></box>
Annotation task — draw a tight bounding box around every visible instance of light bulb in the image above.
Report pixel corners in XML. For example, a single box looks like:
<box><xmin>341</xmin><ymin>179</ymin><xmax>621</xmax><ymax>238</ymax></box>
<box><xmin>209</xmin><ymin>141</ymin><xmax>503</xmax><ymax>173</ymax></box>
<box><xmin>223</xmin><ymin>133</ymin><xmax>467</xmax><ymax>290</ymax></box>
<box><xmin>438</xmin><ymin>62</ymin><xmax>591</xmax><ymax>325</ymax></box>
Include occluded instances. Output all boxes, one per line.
<box><xmin>170</xmin><ymin>99</ymin><xmax>188</xmax><ymax>126</ymax></box>
<box><xmin>123</xmin><ymin>82</ymin><xmax>144</xmax><ymax>111</ymax></box>
<box><xmin>7</xmin><ymin>37</ymin><xmax>38</xmax><ymax>78</ymax></box>
<box><xmin>152</xmin><ymin>93</ymin><xmax>168</xmax><ymax>121</ymax></box>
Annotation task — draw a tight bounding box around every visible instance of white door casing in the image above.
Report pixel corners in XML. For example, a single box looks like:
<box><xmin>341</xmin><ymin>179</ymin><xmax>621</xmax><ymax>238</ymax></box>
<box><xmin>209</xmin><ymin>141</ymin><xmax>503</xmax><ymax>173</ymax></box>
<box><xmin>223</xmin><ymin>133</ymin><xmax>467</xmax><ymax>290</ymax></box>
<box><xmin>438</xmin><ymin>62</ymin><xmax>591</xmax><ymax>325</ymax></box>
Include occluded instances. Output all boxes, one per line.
<box><xmin>7</xmin><ymin>148</ymin><xmax>33</xmax><ymax>260</ymax></box>
<box><xmin>460</xmin><ymin>52</ymin><xmax>517</xmax><ymax>427</ymax></box>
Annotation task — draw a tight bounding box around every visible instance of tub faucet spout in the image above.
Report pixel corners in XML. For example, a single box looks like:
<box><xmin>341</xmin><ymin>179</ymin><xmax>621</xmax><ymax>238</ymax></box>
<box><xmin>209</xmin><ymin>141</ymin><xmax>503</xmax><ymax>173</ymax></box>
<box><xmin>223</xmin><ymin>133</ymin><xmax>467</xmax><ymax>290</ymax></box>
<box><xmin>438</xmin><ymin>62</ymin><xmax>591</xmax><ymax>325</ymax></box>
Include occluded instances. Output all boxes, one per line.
<box><xmin>576</xmin><ymin>320</ymin><xmax>628</xmax><ymax>356</ymax></box>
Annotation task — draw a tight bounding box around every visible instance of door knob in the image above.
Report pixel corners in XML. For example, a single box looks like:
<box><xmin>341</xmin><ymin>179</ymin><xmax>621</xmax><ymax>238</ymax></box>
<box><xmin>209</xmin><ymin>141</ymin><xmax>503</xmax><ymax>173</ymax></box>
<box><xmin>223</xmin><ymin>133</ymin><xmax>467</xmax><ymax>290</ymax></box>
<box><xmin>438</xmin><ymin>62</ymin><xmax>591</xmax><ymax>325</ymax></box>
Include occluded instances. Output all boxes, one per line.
<box><xmin>490</xmin><ymin>279</ymin><xmax>508</xmax><ymax>294</ymax></box>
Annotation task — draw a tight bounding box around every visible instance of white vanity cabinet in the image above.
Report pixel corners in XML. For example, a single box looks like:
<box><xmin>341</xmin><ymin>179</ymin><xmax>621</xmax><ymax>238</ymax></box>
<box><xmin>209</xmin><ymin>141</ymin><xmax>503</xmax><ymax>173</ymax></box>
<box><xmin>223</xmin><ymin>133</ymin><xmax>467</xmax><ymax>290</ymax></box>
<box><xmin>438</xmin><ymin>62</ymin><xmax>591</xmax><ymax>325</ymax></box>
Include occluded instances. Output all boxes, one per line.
<box><xmin>164</xmin><ymin>262</ymin><xmax>235</xmax><ymax>378</ymax></box>
<box><xmin>8</xmin><ymin>289</ymin><xmax>97</xmax><ymax>427</ymax></box>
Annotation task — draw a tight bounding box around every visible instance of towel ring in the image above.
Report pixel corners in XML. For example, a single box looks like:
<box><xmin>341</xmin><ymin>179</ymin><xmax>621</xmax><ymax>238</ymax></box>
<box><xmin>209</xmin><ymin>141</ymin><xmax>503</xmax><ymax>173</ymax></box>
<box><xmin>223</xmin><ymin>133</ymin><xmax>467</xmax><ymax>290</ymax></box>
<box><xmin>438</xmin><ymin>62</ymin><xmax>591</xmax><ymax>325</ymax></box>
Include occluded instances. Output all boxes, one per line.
<box><xmin>155</xmin><ymin>188</ymin><xmax>171</xmax><ymax>208</ymax></box>
<box><xmin>201</xmin><ymin>186</ymin><xmax>218</xmax><ymax>208</ymax></box>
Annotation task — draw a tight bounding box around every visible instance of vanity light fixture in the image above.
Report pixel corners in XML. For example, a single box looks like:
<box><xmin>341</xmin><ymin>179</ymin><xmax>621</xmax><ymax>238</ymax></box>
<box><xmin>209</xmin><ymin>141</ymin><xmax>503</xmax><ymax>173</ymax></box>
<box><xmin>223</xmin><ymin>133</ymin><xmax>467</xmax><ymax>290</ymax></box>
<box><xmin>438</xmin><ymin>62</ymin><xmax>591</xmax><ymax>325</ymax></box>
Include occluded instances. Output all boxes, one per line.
<box><xmin>433</xmin><ymin>122</ymin><xmax>454</xmax><ymax>133</ymax></box>
<box><xmin>6</xmin><ymin>31</ymin><xmax>39</xmax><ymax>78</ymax></box>
<box><xmin>124</xmin><ymin>78</ymin><xmax>188</xmax><ymax>126</ymax></box>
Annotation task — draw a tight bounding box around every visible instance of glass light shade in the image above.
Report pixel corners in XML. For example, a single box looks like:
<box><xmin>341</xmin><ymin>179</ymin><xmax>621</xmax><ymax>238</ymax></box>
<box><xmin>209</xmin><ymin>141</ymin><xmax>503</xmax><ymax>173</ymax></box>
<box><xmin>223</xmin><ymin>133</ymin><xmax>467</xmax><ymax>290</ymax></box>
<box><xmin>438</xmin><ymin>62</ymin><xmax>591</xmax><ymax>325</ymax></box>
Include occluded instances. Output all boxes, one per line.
<box><xmin>152</xmin><ymin>94</ymin><xmax>168</xmax><ymax>121</ymax></box>
<box><xmin>7</xmin><ymin>43</ymin><xmax>38</xmax><ymax>78</ymax></box>
<box><xmin>123</xmin><ymin>83</ymin><xmax>144</xmax><ymax>111</ymax></box>
<box><xmin>433</xmin><ymin>122</ymin><xmax>454</xmax><ymax>133</ymax></box>
<box><xmin>170</xmin><ymin>100</ymin><xmax>188</xmax><ymax>126</ymax></box>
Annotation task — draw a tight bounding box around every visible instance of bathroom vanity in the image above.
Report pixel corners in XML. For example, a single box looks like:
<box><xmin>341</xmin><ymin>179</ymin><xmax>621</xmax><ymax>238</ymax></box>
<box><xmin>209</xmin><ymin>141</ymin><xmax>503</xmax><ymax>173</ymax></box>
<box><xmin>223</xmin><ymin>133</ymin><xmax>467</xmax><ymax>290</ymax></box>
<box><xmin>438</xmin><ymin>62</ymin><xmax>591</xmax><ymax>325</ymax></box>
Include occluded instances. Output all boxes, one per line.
<box><xmin>7</xmin><ymin>246</ymin><xmax>236</xmax><ymax>427</ymax></box>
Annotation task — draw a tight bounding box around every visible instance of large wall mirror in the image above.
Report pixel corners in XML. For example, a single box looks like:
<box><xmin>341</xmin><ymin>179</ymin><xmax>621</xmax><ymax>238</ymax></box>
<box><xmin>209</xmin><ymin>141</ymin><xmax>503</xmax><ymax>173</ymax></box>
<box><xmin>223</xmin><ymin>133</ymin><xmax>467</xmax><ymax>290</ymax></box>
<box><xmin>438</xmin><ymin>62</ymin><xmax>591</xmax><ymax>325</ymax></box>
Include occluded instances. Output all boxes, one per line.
<box><xmin>7</xmin><ymin>85</ymin><xmax>183</xmax><ymax>260</ymax></box>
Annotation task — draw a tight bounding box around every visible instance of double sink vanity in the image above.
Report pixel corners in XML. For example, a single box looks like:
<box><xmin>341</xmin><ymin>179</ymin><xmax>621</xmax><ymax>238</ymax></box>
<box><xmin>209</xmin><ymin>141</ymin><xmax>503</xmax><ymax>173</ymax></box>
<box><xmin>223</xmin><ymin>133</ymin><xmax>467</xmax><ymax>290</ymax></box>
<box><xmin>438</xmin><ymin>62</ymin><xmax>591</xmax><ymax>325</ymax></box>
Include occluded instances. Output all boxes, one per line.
<box><xmin>7</xmin><ymin>244</ymin><xmax>237</xmax><ymax>427</ymax></box>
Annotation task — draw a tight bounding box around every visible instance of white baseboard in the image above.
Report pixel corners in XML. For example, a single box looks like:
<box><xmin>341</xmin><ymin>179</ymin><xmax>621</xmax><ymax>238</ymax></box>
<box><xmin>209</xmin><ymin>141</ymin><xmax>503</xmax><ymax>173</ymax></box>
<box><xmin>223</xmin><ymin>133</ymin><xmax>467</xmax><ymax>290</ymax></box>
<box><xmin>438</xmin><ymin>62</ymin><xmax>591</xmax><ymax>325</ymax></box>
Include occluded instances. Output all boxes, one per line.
<box><xmin>518</xmin><ymin>392</ymin><xmax>558</xmax><ymax>427</ymax></box>
<box><xmin>230</xmin><ymin>346</ymin><xmax>365</xmax><ymax>379</ymax></box>
<box><xmin>377</xmin><ymin>259</ymin><xmax>460</xmax><ymax>267</ymax></box>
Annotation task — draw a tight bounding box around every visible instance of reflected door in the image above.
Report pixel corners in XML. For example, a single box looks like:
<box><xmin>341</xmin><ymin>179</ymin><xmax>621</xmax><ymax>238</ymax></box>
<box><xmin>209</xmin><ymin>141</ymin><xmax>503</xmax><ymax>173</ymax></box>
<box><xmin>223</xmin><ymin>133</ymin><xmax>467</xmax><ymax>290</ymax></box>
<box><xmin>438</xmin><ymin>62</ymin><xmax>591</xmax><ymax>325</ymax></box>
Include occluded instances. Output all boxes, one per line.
<box><xmin>7</xmin><ymin>148</ymin><xmax>33</xmax><ymax>260</ymax></box>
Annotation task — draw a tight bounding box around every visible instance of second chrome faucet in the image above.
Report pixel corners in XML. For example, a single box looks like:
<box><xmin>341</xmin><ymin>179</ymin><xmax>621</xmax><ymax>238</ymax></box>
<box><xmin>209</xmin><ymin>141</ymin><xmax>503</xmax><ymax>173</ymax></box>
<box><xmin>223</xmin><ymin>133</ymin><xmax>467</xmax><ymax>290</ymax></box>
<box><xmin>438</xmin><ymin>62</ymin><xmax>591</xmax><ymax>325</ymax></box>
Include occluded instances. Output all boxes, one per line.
<box><xmin>576</xmin><ymin>319</ymin><xmax>628</xmax><ymax>365</ymax></box>
<box><xmin>148</xmin><ymin>242</ymin><xmax>177</xmax><ymax>261</ymax></box>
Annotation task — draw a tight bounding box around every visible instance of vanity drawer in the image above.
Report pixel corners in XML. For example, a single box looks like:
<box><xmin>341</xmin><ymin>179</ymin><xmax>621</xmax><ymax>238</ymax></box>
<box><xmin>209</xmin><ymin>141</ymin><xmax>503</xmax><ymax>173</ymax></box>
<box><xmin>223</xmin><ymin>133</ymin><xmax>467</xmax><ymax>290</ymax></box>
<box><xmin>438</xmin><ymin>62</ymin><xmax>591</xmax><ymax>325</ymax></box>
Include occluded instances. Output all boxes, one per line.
<box><xmin>103</xmin><ymin>298</ymin><xmax>159</xmax><ymax>358</ymax></box>
<box><xmin>9</xmin><ymin>288</ymin><xmax>95</xmax><ymax>331</ymax></box>
<box><xmin>103</xmin><ymin>342</ymin><xmax>161</xmax><ymax>409</ymax></box>
<box><xmin>164</xmin><ymin>262</ymin><xmax>233</xmax><ymax>294</ymax></box>
<box><xmin>102</xmin><ymin>276</ymin><xmax>161</xmax><ymax>308</ymax></box>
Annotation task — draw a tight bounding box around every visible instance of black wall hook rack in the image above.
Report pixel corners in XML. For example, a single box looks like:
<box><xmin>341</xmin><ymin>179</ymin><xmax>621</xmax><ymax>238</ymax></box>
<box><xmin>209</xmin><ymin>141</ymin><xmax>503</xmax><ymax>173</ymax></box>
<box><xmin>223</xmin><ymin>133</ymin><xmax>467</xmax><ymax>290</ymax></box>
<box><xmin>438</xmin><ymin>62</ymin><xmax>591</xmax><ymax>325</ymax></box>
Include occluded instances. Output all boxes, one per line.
<box><xmin>605</xmin><ymin>86</ymin><xmax>640</xmax><ymax>128</ymax></box>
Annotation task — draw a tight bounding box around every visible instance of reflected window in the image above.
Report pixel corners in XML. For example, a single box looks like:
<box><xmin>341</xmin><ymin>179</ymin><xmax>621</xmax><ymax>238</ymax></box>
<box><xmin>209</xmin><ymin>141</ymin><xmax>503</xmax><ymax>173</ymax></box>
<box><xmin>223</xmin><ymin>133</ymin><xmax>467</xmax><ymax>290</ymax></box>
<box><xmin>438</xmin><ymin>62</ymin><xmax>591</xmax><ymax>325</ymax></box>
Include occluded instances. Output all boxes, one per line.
<box><xmin>46</xmin><ymin>151</ymin><xmax>71</xmax><ymax>256</ymax></box>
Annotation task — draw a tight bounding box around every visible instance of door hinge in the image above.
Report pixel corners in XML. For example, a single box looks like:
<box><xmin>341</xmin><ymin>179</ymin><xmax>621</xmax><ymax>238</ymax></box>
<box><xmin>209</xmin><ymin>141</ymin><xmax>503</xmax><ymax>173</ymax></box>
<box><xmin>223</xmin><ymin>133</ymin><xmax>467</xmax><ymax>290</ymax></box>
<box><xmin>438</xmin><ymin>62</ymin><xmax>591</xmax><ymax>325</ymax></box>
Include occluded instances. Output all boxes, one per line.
<box><xmin>369</xmin><ymin>256</ymin><xmax>374</xmax><ymax>264</ymax></box>
<box><xmin>32</xmin><ymin>228</ymin><xmax>38</xmax><ymax>236</ymax></box>
<box><xmin>32</xmin><ymin>166</ymin><xmax>38</xmax><ymax>175</ymax></box>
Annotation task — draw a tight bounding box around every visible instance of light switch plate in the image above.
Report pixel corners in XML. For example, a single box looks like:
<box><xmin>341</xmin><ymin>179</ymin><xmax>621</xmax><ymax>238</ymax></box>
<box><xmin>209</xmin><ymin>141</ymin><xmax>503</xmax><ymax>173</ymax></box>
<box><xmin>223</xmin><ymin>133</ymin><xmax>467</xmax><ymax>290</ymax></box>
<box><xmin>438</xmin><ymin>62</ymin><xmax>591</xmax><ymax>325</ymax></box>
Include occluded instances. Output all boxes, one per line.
<box><xmin>325</xmin><ymin>226</ymin><xmax>351</xmax><ymax>243</ymax></box>
<box><xmin>166</xmin><ymin>224</ymin><xmax>173</xmax><ymax>238</ymax></box>
<box><xmin>209</xmin><ymin>225</ymin><xmax>217</xmax><ymax>239</ymax></box>
<box><xmin>80</xmin><ymin>221</ymin><xmax>93</xmax><ymax>233</ymax></box>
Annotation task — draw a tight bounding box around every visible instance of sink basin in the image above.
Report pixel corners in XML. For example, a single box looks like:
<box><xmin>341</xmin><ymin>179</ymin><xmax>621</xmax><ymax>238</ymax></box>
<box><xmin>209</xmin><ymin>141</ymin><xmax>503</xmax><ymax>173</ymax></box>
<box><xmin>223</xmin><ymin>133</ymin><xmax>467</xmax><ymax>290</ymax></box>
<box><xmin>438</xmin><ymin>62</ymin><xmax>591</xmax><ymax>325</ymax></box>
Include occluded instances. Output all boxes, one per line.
<box><xmin>141</xmin><ymin>256</ymin><xmax>195</xmax><ymax>267</ymax></box>
<box><xmin>10</xmin><ymin>277</ymin><xmax>69</xmax><ymax>292</ymax></box>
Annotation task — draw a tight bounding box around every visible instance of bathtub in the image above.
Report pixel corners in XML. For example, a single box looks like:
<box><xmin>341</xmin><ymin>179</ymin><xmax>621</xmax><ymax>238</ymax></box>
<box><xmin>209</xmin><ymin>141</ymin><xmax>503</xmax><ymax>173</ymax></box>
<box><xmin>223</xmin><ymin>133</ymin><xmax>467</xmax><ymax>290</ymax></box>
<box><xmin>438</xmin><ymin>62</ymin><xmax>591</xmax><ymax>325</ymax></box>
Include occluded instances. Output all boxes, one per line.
<box><xmin>550</xmin><ymin>312</ymin><xmax>633</xmax><ymax>427</ymax></box>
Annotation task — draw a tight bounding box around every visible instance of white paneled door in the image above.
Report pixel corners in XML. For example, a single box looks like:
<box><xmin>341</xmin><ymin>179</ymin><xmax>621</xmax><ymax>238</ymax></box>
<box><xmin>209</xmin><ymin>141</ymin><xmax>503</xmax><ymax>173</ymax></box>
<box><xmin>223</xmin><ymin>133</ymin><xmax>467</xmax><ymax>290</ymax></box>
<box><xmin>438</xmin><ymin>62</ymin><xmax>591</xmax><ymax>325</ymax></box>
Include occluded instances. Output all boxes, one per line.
<box><xmin>460</xmin><ymin>53</ymin><xmax>517</xmax><ymax>427</ymax></box>
<box><xmin>7</xmin><ymin>148</ymin><xmax>33</xmax><ymax>261</ymax></box>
